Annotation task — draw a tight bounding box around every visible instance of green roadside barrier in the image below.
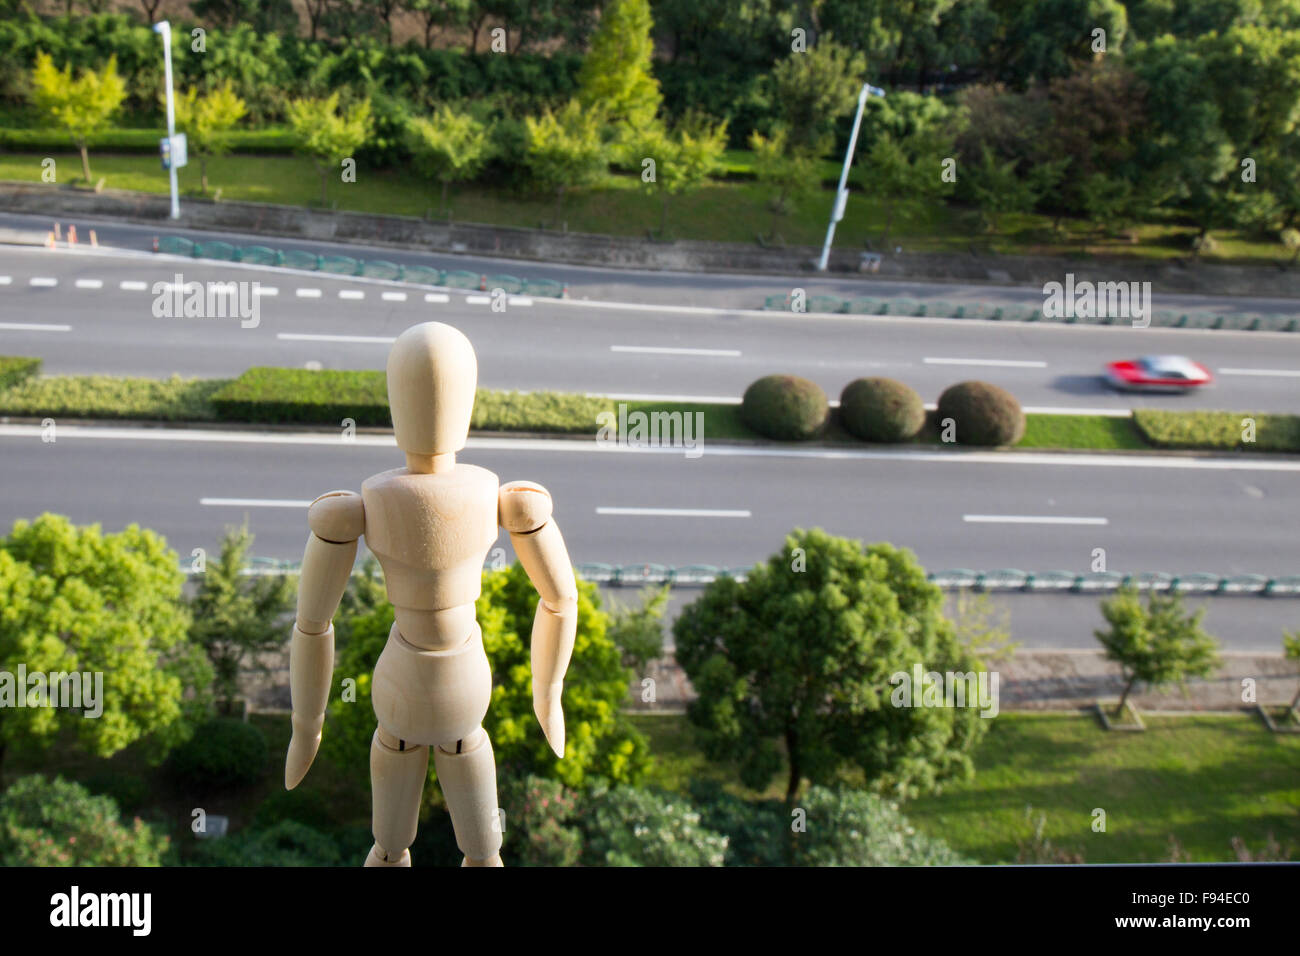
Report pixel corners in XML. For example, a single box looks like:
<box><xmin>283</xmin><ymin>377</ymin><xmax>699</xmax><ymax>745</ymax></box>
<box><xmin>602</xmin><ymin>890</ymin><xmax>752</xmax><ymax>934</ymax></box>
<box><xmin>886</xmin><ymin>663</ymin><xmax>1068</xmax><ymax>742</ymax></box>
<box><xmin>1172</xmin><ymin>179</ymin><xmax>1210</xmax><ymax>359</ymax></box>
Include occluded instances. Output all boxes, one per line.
<box><xmin>152</xmin><ymin>236</ymin><xmax>568</xmax><ymax>297</ymax></box>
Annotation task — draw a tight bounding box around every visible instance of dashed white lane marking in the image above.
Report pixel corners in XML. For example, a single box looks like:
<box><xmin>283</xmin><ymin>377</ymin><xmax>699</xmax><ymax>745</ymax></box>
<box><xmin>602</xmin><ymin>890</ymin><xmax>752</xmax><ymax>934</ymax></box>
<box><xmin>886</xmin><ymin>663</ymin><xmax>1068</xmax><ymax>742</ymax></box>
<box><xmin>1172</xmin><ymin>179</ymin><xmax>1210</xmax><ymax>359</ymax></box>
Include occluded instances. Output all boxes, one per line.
<box><xmin>277</xmin><ymin>333</ymin><xmax>397</xmax><ymax>344</ymax></box>
<box><xmin>509</xmin><ymin>297</ymin><xmax>533</xmax><ymax>306</ymax></box>
<box><xmin>963</xmin><ymin>515</ymin><xmax>1108</xmax><ymax>526</ymax></box>
<box><xmin>120</xmin><ymin>280</ymin><xmax>148</xmax><ymax>291</ymax></box>
<box><xmin>924</xmin><ymin>357</ymin><xmax>1048</xmax><ymax>368</ymax></box>
<box><xmin>0</xmin><ymin>322</ymin><xmax>71</xmax><ymax>332</ymax></box>
<box><xmin>466</xmin><ymin>295</ymin><xmax>491</xmax><ymax>304</ymax></box>
<box><xmin>296</xmin><ymin>288</ymin><xmax>322</xmax><ymax>298</ymax></box>
<box><xmin>425</xmin><ymin>293</ymin><xmax>449</xmax><ymax>303</ymax></box>
<box><xmin>29</xmin><ymin>277</ymin><xmax>57</xmax><ymax>287</ymax></box>
<box><xmin>339</xmin><ymin>290</ymin><xmax>364</xmax><ymax>300</ymax></box>
<box><xmin>1218</xmin><ymin>368</ymin><xmax>1300</xmax><ymax>378</ymax></box>
<box><xmin>75</xmin><ymin>279</ymin><xmax>103</xmax><ymax>289</ymax></box>
<box><xmin>0</xmin><ymin>276</ymin><xmax>11</xmax><ymax>285</ymax></box>
<box><xmin>255</xmin><ymin>286</ymin><xmax>278</xmax><ymax>297</ymax></box>
<box><xmin>381</xmin><ymin>291</ymin><xmax>407</xmax><ymax>302</ymax></box>
<box><xmin>610</xmin><ymin>345</ymin><xmax>743</xmax><ymax>357</ymax></box>
<box><xmin>201</xmin><ymin>497</ymin><xmax>312</xmax><ymax>508</ymax></box>
<box><xmin>597</xmin><ymin>507</ymin><xmax>752</xmax><ymax>518</ymax></box>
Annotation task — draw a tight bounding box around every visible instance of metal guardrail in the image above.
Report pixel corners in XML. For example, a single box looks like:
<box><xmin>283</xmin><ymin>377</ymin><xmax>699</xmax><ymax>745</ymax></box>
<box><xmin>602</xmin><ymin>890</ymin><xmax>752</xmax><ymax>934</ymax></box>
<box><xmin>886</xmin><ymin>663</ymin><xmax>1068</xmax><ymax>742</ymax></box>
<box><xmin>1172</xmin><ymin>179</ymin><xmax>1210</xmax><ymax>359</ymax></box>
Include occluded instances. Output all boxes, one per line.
<box><xmin>179</xmin><ymin>559</ymin><xmax>1300</xmax><ymax>595</ymax></box>
<box><xmin>764</xmin><ymin>293</ymin><xmax>1300</xmax><ymax>332</ymax></box>
<box><xmin>154</xmin><ymin>236</ymin><xmax>567</xmax><ymax>298</ymax></box>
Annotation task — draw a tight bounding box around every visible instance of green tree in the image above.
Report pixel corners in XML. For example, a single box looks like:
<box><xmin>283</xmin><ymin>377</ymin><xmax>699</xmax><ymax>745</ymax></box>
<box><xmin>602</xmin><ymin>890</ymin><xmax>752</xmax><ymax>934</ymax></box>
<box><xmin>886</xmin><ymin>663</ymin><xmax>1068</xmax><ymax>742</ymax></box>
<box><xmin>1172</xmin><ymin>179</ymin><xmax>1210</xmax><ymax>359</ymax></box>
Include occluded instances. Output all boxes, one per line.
<box><xmin>967</xmin><ymin>146</ymin><xmax>1066</xmax><ymax>232</ymax></box>
<box><xmin>626</xmin><ymin>111</ymin><xmax>728</xmax><ymax>236</ymax></box>
<box><xmin>606</xmin><ymin>584</ymin><xmax>669</xmax><ymax>671</ymax></box>
<box><xmin>578</xmin><ymin>784</ymin><xmax>728</xmax><ymax>866</ymax></box>
<box><xmin>769</xmin><ymin>37</ymin><xmax>866</xmax><ymax>154</ymax></box>
<box><xmin>173</xmin><ymin>82</ymin><xmax>248</xmax><ymax>196</ymax></box>
<box><xmin>286</xmin><ymin>92</ymin><xmax>374</xmax><ymax>207</ymax></box>
<box><xmin>525</xmin><ymin>99</ymin><xmax>608</xmax><ymax>226</ymax></box>
<box><xmin>674</xmin><ymin>528</ymin><xmax>989</xmax><ymax>804</ymax></box>
<box><xmin>404</xmin><ymin>0</ymin><xmax>471</xmax><ymax>47</ymax></box>
<box><xmin>0</xmin><ymin>775</ymin><xmax>170</xmax><ymax>866</ymax></box>
<box><xmin>577</xmin><ymin>0</ymin><xmax>662</xmax><ymax>130</ymax></box>
<box><xmin>1095</xmin><ymin>586</ymin><xmax>1221</xmax><ymax>718</ymax></box>
<box><xmin>406</xmin><ymin>105</ymin><xmax>491</xmax><ymax>214</ymax></box>
<box><xmin>29</xmin><ymin>51</ymin><xmax>126</xmax><ymax>183</ymax></box>
<box><xmin>749</xmin><ymin>125</ymin><xmax>818</xmax><ymax>242</ymax></box>
<box><xmin>0</xmin><ymin>515</ymin><xmax>212</xmax><ymax>782</ymax></box>
<box><xmin>321</xmin><ymin>562</ymin><xmax>649</xmax><ymax>790</ymax></box>
<box><xmin>187</xmin><ymin>523</ymin><xmax>295</xmax><ymax>715</ymax></box>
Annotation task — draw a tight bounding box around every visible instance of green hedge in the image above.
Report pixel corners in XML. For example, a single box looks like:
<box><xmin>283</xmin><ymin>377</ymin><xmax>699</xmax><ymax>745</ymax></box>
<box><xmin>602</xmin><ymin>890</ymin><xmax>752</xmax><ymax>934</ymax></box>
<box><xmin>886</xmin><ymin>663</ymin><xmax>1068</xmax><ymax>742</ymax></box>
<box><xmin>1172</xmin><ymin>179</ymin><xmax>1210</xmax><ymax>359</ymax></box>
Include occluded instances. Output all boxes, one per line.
<box><xmin>1134</xmin><ymin>410</ymin><xmax>1300</xmax><ymax>452</ymax></box>
<box><xmin>211</xmin><ymin>368</ymin><xmax>390</xmax><ymax>426</ymax></box>
<box><xmin>0</xmin><ymin>355</ymin><xmax>40</xmax><ymax>391</ymax></box>
<box><xmin>0</xmin><ymin>127</ymin><xmax>299</xmax><ymax>154</ymax></box>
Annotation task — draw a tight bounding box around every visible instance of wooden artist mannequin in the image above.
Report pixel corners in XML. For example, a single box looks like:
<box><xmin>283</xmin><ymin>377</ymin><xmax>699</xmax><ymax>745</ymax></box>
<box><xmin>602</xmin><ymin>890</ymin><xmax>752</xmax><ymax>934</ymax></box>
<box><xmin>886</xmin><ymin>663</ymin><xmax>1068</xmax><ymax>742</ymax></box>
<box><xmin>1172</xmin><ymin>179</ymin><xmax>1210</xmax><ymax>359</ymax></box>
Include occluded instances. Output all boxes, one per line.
<box><xmin>284</xmin><ymin>321</ymin><xmax>578</xmax><ymax>867</ymax></box>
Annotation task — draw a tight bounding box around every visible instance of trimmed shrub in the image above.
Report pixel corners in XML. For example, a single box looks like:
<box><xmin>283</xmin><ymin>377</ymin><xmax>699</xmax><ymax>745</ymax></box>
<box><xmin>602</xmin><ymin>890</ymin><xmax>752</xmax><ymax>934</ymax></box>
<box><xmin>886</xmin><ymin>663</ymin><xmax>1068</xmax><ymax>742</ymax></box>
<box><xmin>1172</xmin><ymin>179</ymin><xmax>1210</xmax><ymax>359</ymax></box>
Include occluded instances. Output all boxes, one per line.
<box><xmin>936</xmin><ymin>381</ymin><xmax>1025</xmax><ymax>446</ymax></box>
<box><xmin>577</xmin><ymin>785</ymin><xmax>728</xmax><ymax>867</ymax></box>
<box><xmin>166</xmin><ymin>717</ymin><xmax>268</xmax><ymax>791</ymax></box>
<box><xmin>839</xmin><ymin>377</ymin><xmax>925</xmax><ymax>442</ymax></box>
<box><xmin>210</xmin><ymin>367</ymin><xmax>390</xmax><ymax>426</ymax></box>
<box><xmin>0</xmin><ymin>355</ymin><xmax>41</xmax><ymax>391</ymax></box>
<box><xmin>741</xmin><ymin>374</ymin><xmax>828</xmax><ymax>441</ymax></box>
<box><xmin>1134</xmin><ymin>410</ymin><xmax>1300</xmax><ymax>453</ymax></box>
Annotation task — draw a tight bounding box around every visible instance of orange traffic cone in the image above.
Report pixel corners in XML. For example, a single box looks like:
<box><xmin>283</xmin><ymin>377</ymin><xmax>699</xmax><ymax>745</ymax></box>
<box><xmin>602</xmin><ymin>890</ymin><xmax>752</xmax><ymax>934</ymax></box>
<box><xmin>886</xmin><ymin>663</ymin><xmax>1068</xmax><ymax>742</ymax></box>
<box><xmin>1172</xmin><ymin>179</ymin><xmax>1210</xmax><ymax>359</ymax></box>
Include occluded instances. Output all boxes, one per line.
<box><xmin>53</xmin><ymin>222</ymin><xmax>61</xmax><ymax>240</ymax></box>
<box><xmin>67</xmin><ymin>225</ymin><xmax>77</xmax><ymax>246</ymax></box>
<box><xmin>89</xmin><ymin>229</ymin><xmax>98</xmax><ymax>247</ymax></box>
<box><xmin>46</xmin><ymin>231</ymin><xmax>55</xmax><ymax>249</ymax></box>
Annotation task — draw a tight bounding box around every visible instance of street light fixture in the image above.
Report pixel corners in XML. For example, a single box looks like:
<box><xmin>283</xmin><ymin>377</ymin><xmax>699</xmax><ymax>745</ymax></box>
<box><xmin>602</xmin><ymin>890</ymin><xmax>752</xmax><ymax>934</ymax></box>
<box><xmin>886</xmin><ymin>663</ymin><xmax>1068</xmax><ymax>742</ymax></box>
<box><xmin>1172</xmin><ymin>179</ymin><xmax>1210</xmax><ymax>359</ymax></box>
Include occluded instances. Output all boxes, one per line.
<box><xmin>816</xmin><ymin>82</ymin><xmax>885</xmax><ymax>272</ymax></box>
<box><xmin>153</xmin><ymin>20</ymin><xmax>181</xmax><ymax>220</ymax></box>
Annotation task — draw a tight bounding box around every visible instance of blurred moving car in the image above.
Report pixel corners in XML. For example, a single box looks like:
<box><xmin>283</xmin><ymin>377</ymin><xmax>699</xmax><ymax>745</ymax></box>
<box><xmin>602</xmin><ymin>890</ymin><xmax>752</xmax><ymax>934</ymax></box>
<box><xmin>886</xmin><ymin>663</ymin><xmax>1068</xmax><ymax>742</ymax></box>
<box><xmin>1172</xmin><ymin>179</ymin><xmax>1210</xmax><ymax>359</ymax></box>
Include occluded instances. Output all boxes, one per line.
<box><xmin>1103</xmin><ymin>355</ymin><xmax>1214</xmax><ymax>393</ymax></box>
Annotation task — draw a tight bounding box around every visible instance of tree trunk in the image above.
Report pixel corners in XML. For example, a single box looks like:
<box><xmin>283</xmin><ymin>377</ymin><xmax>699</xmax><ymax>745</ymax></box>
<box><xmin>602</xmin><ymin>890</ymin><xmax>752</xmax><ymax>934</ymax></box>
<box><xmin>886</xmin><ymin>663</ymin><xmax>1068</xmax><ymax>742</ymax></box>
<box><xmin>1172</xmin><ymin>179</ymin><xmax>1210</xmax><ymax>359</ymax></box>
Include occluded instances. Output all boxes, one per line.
<box><xmin>78</xmin><ymin>140</ymin><xmax>91</xmax><ymax>182</ymax></box>
<box><xmin>784</xmin><ymin>727</ymin><xmax>801</xmax><ymax>804</ymax></box>
<box><xmin>0</xmin><ymin>736</ymin><xmax>6</xmax><ymax>788</ymax></box>
<box><xmin>425</xmin><ymin>17</ymin><xmax>436</xmax><ymax>48</ymax></box>
<box><xmin>1116</xmin><ymin>676</ymin><xmax>1137</xmax><ymax>718</ymax></box>
<box><xmin>470</xmin><ymin>18</ymin><xmax>484</xmax><ymax>52</ymax></box>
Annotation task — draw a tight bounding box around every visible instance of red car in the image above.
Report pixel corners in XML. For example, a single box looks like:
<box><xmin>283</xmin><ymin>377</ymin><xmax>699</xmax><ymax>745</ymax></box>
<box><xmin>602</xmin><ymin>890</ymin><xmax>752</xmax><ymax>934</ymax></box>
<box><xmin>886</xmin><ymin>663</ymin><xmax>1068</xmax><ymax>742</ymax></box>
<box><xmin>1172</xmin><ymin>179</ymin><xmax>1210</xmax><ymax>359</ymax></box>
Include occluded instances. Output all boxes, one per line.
<box><xmin>1104</xmin><ymin>355</ymin><xmax>1214</xmax><ymax>393</ymax></box>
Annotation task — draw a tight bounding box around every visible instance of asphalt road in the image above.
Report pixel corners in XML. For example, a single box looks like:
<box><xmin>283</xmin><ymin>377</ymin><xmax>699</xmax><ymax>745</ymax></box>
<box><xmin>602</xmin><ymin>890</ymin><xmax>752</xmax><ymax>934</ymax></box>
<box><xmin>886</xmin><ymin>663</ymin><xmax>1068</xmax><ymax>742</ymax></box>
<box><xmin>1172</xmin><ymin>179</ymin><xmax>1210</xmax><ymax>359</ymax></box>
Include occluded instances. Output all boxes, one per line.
<box><xmin>4</xmin><ymin>243</ymin><xmax>1300</xmax><ymax>413</ymax></box>
<box><xmin>0</xmin><ymin>424</ymin><xmax>1295</xmax><ymax>649</ymax></box>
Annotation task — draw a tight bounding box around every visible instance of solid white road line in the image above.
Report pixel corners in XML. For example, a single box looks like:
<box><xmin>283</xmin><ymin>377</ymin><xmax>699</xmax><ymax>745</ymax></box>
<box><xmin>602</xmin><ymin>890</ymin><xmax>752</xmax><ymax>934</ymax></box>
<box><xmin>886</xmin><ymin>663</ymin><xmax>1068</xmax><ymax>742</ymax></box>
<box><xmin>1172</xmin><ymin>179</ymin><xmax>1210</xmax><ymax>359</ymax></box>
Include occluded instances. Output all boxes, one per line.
<box><xmin>610</xmin><ymin>345</ymin><xmax>743</xmax><ymax>357</ymax></box>
<box><xmin>200</xmin><ymin>497</ymin><xmax>312</xmax><ymax>508</ymax></box>
<box><xmin>339</xmin><ymin>290</ymin><xmax>365</xmax><ymax>300</ymax></box>
<box><xmin>120</xmin><ymin>280</ymin><xmax>148</xmax><ymax>291</ymax></box>
<box><xmin>381</xmin><ymin>291</ymin><xmax>407</xmax><ymax>302</ymax></box>
<box><xmin>424</xmin><ymin>293</ymin><xmax>449</xmax><ymax>303</ymax></box>
<box><xmin>590</xmin><ymin>392</ymin><xmax>745</xmax><ymax>405</ymax></box>
<box><xmin>1218</xmin><ymin>368</ymin><xmax>1300</xmax><ymax>378</ymax></box>
<box><xmin>597</xmin><ymin>507</ymin><xmax>752</xmax><ymax>518</ymax></box>
<box><xmin>29</xmin><ymin>277</ymin><xmax>57</xmax><ymax>287</ymax></box>
<box><xmin>0</xmin><ymin>322</ymin><xmax>71</xmax><ymax>332</ymax></box>
<box><xmin>74</xmin><ymin>279</ymin><xmax>103</xmax><ymax>289</ymax></box>
<box><xmin>963</xmin><ymin>515</ymin><xmax>1108</xmax><ymax>525</ymax></box>
<box><xmin>277</xmin><ymin>332</ymin><xmax>397</xmax><ymax>344</ymax></box>
<box><xmin>924</xmin><ymin>357</ymin><xmax>1047</xmax><ymax>368</ymax></box>
<box><xmin>296</xmin><ymin>288</ymin><xmax>322</xmax><ymax>298</ymax></box>
<box><xmin>3</xmin><ymin>424</ymin><xmax>1299</xmax><ymax>472</ymax></box>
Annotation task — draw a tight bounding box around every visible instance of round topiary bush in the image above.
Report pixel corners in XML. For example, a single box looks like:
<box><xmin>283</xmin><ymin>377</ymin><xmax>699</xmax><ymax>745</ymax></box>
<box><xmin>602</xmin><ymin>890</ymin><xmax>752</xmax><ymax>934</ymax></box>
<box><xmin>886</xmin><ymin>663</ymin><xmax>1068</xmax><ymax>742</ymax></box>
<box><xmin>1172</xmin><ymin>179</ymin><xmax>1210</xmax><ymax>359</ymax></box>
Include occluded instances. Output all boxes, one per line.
<box><xmin>839</xmin><ymin>377</ymin><xmax>926</xmax><ymax>442</ymax></box>
<box><xmin>936</xmin><ymin>381</ymin><xmax>1026</xmax><ymax>446</ymax></box>
<box><xmin>167</xmin><ymin>718</ymin><xmax>268</xmax><ymax>791</ymax></box>
<box><xmin>741</xmin><ymin>375</ymin><xmax>828</xmax><ymax>441</ymax></box>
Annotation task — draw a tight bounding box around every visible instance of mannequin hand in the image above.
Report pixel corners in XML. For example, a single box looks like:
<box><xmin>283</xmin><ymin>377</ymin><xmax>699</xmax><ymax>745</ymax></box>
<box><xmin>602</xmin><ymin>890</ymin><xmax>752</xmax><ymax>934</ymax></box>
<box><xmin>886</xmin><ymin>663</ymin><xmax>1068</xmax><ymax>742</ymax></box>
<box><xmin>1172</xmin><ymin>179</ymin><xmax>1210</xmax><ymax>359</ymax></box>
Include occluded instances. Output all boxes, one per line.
<box><xmin>533</xmin><ymin>680</ymin><xmax>565</xmax><ymax>758</ymax></box>
<box><xmin>285</xmin><ymin>713</ymin><xmax>323</xmax><ymax>789</ymax></box>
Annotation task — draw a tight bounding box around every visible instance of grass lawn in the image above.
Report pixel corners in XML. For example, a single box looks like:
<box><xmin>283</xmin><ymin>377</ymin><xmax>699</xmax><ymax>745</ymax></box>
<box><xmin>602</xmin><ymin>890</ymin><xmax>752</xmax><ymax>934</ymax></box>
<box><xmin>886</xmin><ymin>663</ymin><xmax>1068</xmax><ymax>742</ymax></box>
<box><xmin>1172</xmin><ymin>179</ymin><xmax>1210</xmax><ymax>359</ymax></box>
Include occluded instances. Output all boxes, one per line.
<box><xmin>629</xmin><ymin>711</ymin><xmax>1300</xmax><ymax>863</ymax></box>
<box><xmin>3</xmin><ymin>149</ymin><xmax>1295</xmax><ymax>265</ymax></box>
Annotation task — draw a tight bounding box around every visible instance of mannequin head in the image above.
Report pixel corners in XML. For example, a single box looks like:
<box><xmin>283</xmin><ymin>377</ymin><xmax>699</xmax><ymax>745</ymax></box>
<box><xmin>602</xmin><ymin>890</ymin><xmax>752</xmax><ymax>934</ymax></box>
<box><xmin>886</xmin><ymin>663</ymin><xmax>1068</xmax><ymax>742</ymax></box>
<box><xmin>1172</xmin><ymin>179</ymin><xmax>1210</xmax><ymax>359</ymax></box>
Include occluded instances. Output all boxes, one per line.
<box><xmin>386</xmin><ymin>322</ymin><xmax>477</xmax><ymax>460</ymax></box>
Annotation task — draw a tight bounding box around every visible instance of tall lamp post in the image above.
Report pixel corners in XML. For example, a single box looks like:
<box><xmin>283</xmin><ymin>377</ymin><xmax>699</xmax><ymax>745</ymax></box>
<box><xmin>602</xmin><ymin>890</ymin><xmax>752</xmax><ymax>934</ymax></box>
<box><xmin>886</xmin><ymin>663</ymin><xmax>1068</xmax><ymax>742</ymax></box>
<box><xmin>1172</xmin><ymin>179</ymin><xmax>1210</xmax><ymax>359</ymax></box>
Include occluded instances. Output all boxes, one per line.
<box><xmin>153</xmin><ymin>20</ymin><xmax>180</xmax><ymax>220</ymax></box>
<box><xmin>816</xmin><ymin>82</ymin><xmax>885</xmax><ymax>272</ymax></box>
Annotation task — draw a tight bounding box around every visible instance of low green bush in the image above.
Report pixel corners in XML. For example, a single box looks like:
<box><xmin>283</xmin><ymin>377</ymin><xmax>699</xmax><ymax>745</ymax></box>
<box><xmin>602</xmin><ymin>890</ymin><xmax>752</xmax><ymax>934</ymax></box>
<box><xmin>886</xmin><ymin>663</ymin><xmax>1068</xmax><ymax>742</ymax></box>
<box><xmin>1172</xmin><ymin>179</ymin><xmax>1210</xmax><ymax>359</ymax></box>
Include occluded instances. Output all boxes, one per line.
<box><xmin>0</xmin><ymin>127</ymin><xmax>298</xmax><ymax>155</ymax></box>
<box><xmin>1134</xmin><ymin>410</ymin><xmax>1300</xmax><ymax>452</ymax></box>
<box><xmin>741</xmin><ymin>374</ymin><xmax>828</xmax><ymax>441</ymax></box>
<box><xmin>839</xmin><ymin>377</ymin><xmax>925</xmax><ymax>442</ymax></box>
<box><xmin>936</xmin><ymin>381</ymin><xmax>1025</xmax><ymax>446</ymax></box>
<box><xmin>166</xmin><ymin>718</ymin><xmax>268</xmax><ymax>791</ymax></box>
<box><xmin>0</xmin><ymin>373</ymin><xmax>222</xmax><ymax>420</ymax></box>
<box><xmin>186</xmin><ymin>820</ymin><xmax>342</xmax><ymax>867</ymax></box>
<box><xmin>0</xmin><ymin>356</ymin><xmax>40</xmax><ymax>391</ymax></box>
<box><xmin>0</xmin><ymin>775</ymin><xmax>170</xmax><ymax>866</ymax></box>
<box><xmin>252</xmin><ymin>787</ymin><xmax>336</xmax><ymax>831</ymax></box>
<box><xmin>84</xmin><ymin>770</ymin><xmax>150</xmax><ymax>814</ymax></box>
<box><xmin>578</xmin><ymin>785</ymin><xmax>729</xmax><ymax>867</ymax></box>
<box><xmin>210</xmin><ymin>368</ymin><xmax>390</xmax><ymax>426</ymax></box>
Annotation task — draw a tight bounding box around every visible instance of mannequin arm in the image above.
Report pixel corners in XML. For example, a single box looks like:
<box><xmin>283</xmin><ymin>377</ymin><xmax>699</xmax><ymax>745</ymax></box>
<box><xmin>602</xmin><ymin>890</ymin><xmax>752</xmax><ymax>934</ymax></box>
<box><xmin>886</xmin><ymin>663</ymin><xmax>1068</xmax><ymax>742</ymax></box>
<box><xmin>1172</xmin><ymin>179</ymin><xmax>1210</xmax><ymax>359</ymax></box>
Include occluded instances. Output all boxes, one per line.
<box><xmin>285</xmin><ymin>491</ymin><xmax>365</xmax><ymax>789</ymax></box>
<box><xmin>499</xmin><ymin>481</ymin><xmax>578</xmax><ymax>758</ymax></box>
